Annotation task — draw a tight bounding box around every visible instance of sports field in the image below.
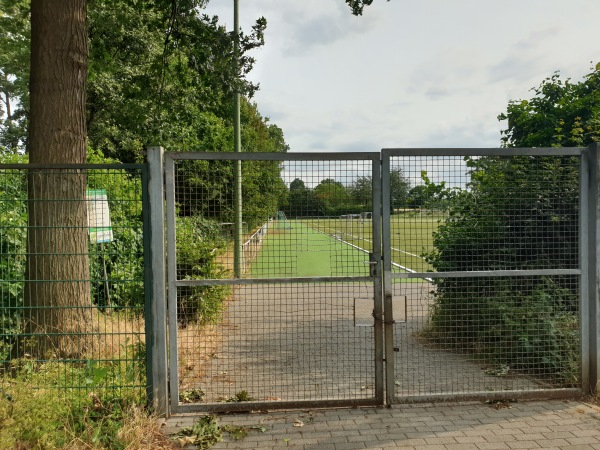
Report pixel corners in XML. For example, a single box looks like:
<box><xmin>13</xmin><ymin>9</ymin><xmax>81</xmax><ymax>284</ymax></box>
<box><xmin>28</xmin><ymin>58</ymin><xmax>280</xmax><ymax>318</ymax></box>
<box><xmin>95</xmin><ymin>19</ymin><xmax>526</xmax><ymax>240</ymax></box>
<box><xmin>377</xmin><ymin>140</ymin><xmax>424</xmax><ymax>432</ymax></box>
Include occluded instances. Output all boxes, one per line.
<box><xmin>250</xmin><ymin>213</ymin><xmax>441</xmax><ymax>278</ymax></box>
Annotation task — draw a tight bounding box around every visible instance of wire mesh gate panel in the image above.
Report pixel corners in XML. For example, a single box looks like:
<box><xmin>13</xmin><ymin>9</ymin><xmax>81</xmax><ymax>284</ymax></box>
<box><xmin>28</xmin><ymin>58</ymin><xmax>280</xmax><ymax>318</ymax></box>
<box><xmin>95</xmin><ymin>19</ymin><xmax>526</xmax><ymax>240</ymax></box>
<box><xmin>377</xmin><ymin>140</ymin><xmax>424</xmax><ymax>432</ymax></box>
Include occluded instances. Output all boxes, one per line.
<box><xmin>382</xmin><ymin>148</ymin><xmax>587</xmax><ymax>403</ymax></box>
<box><xmin>165</xmin><ymin>152</ymin><xmax>384</xmax><ymax>412</ymax></box>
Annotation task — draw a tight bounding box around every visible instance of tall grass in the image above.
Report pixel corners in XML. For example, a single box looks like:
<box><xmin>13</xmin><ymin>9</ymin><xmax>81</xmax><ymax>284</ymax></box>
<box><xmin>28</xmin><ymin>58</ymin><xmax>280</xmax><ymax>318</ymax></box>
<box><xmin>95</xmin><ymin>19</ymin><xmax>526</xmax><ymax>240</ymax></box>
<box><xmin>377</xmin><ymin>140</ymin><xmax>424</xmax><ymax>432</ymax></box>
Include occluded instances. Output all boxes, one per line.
<box><xmin>0</xmin><ymin>361</ymin><xmax>175</xmax><ymax>449</ymax></box>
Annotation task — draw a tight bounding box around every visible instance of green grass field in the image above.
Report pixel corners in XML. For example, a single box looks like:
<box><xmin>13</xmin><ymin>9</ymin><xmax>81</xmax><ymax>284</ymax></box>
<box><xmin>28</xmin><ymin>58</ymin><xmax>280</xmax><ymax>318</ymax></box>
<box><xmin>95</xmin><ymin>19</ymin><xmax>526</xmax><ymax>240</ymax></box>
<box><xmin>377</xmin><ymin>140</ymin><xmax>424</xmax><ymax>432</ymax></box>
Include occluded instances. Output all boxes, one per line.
<box><xmin>250</xmin><ymin>213</ymin><xmax>442</xmax><ymax>278</ymax></box>
<box><xmin>251</xmin><ymin>221</ymin><xmax>370</xmax><ymax>277</ymax></box>
<box><xmin>312</xmin><ymin>214</ymin><xmax>440</xmax><ymax>272</ymax></box>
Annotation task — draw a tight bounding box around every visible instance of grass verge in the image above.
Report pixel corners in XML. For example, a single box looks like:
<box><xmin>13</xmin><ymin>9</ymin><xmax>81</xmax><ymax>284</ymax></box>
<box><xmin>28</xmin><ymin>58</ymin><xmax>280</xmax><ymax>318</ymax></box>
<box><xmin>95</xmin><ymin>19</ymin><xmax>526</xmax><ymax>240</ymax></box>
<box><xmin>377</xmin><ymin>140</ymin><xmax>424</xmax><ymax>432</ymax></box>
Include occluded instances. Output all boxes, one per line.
<box><xmin>0</xmin><ymin>372</ymin><xmax>175</xmax><ymax>449</ymax></box>
<box><xmin>0</xmin><ymin>312</ymin><xmax>175</xmax><ymax>450</ymax></box>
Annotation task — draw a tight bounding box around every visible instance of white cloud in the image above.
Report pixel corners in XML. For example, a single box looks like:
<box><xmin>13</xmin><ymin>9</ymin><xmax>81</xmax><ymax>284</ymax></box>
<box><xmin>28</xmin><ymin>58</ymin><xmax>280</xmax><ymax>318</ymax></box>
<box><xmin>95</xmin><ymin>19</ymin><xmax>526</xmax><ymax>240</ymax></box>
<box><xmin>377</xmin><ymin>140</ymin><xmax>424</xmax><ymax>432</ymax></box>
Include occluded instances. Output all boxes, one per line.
<box><xmin>203</xmin><ymin>0</ymin><xmax>600</xmax><ymax>153</ymax></box>
<box><xmin>278</xmin><ymin>2</ymin><xmax>380</xmax><ymax>56</ymax></box>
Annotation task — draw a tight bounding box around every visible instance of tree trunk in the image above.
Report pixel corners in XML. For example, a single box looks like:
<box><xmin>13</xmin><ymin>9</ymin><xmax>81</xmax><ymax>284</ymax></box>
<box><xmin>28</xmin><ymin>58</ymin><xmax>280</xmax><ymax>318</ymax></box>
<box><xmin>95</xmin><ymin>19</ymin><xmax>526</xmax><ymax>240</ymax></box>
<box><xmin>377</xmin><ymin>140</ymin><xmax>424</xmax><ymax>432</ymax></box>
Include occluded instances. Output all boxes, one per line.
<box><xmin>22</xmin><ymin>0</ymin><xmax>95</xmax><ymax>359</ymax></box>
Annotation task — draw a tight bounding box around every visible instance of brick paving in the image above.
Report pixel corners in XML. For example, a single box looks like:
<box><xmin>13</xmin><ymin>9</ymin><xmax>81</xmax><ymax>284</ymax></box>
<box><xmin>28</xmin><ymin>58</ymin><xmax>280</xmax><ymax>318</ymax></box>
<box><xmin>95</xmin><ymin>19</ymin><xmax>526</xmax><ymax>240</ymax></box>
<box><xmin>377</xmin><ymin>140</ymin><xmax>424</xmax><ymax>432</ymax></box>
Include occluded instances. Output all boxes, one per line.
<box><xmin>162</xmin><ymin>399</ymin><xmax>600</xmax><ymax>449</ymax></box>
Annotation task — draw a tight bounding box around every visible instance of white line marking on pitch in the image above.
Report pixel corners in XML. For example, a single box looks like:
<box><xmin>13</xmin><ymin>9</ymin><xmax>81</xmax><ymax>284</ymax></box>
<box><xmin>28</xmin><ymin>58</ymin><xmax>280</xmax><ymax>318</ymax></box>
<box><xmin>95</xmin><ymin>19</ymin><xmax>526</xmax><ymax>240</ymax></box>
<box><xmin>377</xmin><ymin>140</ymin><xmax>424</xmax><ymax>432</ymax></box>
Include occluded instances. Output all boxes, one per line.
<box><xmin>321</xmin><ymin>225</ymin><xmax>425</xmax><ymax>260</ymax></box>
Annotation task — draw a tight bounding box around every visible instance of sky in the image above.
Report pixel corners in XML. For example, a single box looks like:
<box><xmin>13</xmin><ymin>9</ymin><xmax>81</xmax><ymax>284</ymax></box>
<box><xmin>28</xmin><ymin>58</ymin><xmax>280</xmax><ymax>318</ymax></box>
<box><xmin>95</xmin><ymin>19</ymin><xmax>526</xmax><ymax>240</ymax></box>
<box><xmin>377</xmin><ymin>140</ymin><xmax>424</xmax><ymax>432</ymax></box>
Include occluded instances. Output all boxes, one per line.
<box><xmin>203</xmin><ymin>0</ymin><xmax>600</xmax><ymax>154</ymax></box>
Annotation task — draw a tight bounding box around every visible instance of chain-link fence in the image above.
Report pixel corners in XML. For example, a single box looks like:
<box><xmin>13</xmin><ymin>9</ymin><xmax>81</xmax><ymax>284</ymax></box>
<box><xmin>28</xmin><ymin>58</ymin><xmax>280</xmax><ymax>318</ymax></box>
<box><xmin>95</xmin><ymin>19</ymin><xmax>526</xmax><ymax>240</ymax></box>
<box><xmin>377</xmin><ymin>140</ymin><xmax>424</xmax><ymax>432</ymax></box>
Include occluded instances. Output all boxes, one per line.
<box><xmin>0</xmin><ymin>164</ymin><xmax>149</xmax><ymax>405</ymax></box>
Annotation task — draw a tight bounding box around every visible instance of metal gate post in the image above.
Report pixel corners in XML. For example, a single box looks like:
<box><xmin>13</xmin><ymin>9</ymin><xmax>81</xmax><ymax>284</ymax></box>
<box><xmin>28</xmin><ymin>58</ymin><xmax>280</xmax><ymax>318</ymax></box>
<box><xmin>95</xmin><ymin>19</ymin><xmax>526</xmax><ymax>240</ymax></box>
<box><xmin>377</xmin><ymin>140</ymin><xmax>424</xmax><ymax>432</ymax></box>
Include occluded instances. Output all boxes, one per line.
<box><xmin>587</xmin><ymin>142</ymin><xmax>600</xmax><ymax>393</ymax></box>
<box><xmin>581</xmin><ymin>145</ymin><xmax>591</xmax><ymax>393</ymax></box>
<box><xmin>381</xmin><ymin>152</ymin><xmax>395</xmax><ymax>404</ymax></box>
<box><xmin>164</xmin><ymin>154</ymin><xmax>180</xmax><ymax>413</ymax></box>
<box><xmin>146</xmin><ymin>146</ymin><xmax>169</xmax><ymax>416</ymax></box>
<box><xmin>371</xmin><ymin>157</ymin><xmax>385</xmax><ymax>404</ymax></box>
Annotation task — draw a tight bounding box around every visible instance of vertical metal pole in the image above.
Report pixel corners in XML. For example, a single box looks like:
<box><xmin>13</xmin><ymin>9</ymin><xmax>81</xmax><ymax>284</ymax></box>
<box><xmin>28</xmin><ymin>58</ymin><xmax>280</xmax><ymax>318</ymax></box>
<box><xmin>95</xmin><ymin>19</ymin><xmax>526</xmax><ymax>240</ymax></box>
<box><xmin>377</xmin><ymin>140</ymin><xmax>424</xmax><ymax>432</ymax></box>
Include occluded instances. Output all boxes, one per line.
<box><xmin>381</xmin><ymin>151</ymin><xmax>395</xmax><ymax>405</ymax></box>
<box><xmin>165</xmin><ymin>155</ymin><xmax>180</xmax><ymax>412</ymax></box>
<box><xmin>581</xmin><ymin>147</ymin><xmax>591</xmax><ymax>393</ymax></box>
<box><xmin>371</xmin><ymin>157</ymin><xmax>385</xmax><ymax>404</ymax></box>
<box><xmin>233</xmin><ymin>0</ymin><xmax>243</xmax><ymax>277</ymax></box>
<box><xmin>145</xmin><ymin>146</ymin><xmax>169</xmax><ymax>417</ymax></box>
<box><xmin>587</xmin><ymin>143</ymin><xmax>600</xmax><ymax>393</ymax></box>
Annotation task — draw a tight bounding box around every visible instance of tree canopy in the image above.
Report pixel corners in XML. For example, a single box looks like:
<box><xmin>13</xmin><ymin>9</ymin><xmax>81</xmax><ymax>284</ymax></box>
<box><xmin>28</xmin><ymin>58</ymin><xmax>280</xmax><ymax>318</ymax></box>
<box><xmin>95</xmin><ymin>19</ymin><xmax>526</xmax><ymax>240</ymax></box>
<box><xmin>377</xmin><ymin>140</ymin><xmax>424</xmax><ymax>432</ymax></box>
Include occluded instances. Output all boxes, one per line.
<box><xmin>0</xmin><ymin>0</ymin><xmax>29</xmax><ymax>150</ymax></box>
<box><xmin>281</xmin><ymin>168</ymin><xmax>412</xmax><ymax>218</ymax></box>
<box><xmin>499</xmin><ymin>64</ymin><xmax>600</xmax><ymax>148</ymax></box>
<box><xmin>0</xmin><ymin>0</ymin><xmax>290</xmax><ymax>225</ymax></box>
<box><xmin>0</xmin><ymin>0</ymin><xmax>275</xmax><ymax>161</ymax></box>
<box><xmin>0</xmin><ymin>0</ymin><xmax>292</xmax><ymax>360</ymax></box>
<box><xmin>0</xmin><ymin>0</ymin><xmax>382</xmax><ymax>158</ymax></box>
<box><xmin>345</xmin><ymin>0</ymin><xmax>389</xmax><ymax>16</ymax></box>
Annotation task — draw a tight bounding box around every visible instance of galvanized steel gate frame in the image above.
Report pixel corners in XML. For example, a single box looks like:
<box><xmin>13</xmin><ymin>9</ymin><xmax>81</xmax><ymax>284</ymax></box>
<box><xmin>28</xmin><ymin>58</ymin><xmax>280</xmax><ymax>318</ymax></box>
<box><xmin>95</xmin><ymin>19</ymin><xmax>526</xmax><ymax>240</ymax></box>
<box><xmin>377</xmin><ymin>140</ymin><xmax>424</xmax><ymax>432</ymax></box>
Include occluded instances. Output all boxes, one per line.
<box><xmin>165</xmin><ymin>151</ymin><xmax>384</xmax><ymax>414</ymax></box>
<box><xmin>145</xmin><ymin>145</ymin><xmax>600</xmax><ymax>417</ymax></box>
<box><xmin>381</xmin><ymin>148</ymin><xmax>590</xmax><ymax>404</ymax></box>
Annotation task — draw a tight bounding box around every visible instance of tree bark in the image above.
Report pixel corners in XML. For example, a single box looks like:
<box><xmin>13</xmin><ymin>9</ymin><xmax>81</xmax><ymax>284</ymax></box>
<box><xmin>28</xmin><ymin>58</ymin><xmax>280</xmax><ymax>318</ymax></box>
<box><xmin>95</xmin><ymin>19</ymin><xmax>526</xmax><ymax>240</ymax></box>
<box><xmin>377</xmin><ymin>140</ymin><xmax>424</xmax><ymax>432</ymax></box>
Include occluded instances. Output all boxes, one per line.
<box><xmin>22</xmin><ymin>0</ymin><xmax>95</xmax><ymax>359</ymax></box>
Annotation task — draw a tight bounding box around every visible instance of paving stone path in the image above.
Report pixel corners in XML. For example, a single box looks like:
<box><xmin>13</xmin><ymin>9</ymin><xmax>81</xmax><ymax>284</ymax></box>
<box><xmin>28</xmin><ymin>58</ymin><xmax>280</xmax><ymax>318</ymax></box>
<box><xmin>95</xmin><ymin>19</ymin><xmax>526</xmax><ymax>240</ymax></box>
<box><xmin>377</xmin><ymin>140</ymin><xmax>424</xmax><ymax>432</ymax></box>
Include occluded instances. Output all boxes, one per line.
<box><xmin>163</xmin><ymin>399</ymin><xmax>600</xmax><ymax>449</ymax></box>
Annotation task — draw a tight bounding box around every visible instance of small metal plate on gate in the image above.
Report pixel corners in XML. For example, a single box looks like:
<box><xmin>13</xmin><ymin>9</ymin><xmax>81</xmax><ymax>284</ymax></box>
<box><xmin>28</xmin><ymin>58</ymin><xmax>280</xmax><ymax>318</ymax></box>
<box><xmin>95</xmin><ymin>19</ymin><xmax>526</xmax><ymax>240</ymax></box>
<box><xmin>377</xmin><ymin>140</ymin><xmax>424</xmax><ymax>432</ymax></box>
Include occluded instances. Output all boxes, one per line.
<box><xmin>354</xmin><ymin>297</ymin><xmax>407</xmax><ymax>327</ymax></box>
<box><xmin>392</xmin><ymin>296</ymin><xmax>407</xmax><ymax>324</ymax></box>
<box><xmin>354</xmin><ymin>298</ymin><xmax>374</xmax><ymax>327</ymax></box>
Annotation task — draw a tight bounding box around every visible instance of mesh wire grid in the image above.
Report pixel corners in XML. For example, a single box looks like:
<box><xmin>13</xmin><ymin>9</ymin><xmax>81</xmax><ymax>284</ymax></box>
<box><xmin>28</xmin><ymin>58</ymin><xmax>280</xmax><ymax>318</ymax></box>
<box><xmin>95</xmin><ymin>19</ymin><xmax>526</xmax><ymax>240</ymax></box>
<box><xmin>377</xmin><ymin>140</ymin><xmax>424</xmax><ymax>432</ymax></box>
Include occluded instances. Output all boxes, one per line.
<box><xmin>391</xmin><ymin>276</ymin><xmax>580</xmax><ymax>398</ymax></box>
<box><xmin>0</xmin><ymin>151</ymin><xmax>585</xmax><ymax>411</ymax></box>
<box><xmin>172</xmin><ymin>158</ymin><xmax>376</xmax><ymax>280</ymax></box>
<box><xmin>177</xmin><ymin>283</ymin><xmax>376</xmax><ymax>403</ymax></box>
<box><xmin>171</xmin><ymin>157</ymin><xmax>381</xmax><ymax>406</ymax></box>
<box><xmin>387</xmin><ymin>154</ymin><xmax>581</xmax><ymax>399</ymax></box>
<box><xmin>0</xmin><ymin>167</ymin><xmax>147</xmax><ymax>403</ymax></box>
<box><xmin>390</xmin><ymin>154</ymin><xmax>579</xmax><ymax>272</ymax></box>
<box><xmin>170</xmin><ymin>151</ymin><xmax>584</xmax><ymax>409</ymax></box>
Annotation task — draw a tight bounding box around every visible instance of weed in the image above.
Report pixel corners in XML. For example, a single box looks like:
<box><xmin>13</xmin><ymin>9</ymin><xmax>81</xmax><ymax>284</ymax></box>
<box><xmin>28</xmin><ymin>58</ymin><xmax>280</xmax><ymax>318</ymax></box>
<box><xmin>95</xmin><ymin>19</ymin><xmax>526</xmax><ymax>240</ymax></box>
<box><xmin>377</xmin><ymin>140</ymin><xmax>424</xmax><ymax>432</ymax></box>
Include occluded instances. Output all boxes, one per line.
<box><xmin>172</xmin><ymin>415</ymin><xmax>267</xmax><ymax>448</ymax></box>
<box><xmin>221</xmin><ymin>390</ymin><xmax>254</xmax><ymax>403</ymax></box>
<box><xmin>172</xmin><ymin>415</ymin><xmax>222</xmax><ymax>449</ymax></box>
<box><xmin>180</xmin><ymin>388</ymin><xmax>205</xmax><ymax>403</ymax></box>
<box><xmin>220</xmin><ymin>424</ymin><xmax>248</xmax><ymax>440</ymax></box>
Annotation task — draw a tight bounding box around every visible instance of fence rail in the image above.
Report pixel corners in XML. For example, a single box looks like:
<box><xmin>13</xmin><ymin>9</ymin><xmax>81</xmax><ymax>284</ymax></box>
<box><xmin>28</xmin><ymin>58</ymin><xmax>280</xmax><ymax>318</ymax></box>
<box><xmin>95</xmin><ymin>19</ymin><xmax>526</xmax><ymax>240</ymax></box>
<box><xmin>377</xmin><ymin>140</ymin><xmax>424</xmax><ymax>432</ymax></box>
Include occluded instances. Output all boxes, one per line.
<box><xmin>241</xmin><ymin>220</ymin><xmax>270</xmax><ymax>273</ymax></box>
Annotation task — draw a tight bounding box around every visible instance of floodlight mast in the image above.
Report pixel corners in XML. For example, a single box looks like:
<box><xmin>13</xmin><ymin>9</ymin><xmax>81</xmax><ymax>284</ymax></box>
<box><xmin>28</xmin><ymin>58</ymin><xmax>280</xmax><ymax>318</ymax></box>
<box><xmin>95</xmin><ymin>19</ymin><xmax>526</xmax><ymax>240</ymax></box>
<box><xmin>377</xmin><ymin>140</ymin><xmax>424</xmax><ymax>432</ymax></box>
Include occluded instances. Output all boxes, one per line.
<box><xmin>233</xmin><ymin>0</ymin><xmax>243</xmax><ymax>277</ymax></box>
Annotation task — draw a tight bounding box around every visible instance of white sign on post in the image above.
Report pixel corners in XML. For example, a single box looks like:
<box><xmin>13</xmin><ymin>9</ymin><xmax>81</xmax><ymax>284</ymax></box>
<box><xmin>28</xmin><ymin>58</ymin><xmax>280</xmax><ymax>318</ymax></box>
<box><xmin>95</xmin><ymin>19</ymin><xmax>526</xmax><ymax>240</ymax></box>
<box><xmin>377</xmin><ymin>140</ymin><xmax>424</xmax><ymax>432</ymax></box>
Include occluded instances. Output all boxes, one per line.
<box><xmin>86</xmin><ymin>189</ymin><xmax>113</xmax><ymax>243</ymax></box>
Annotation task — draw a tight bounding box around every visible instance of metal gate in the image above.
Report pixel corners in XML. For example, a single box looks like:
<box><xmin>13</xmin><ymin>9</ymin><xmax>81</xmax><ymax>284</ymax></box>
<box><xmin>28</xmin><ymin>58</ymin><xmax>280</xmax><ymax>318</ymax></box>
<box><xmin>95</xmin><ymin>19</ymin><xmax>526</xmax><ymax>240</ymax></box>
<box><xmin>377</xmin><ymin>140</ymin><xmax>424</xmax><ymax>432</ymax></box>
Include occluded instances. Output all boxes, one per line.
<box><xmin>382</xmin><ymin>148</ymin><xmax>587</xmax><ymax>404</ymax></box>
<box><xmin>165</xmin><ymin>152</ymin><xmax>384</xmax><ymax>413</ymax></box>
<box><xmin>160</xmin><ymin>147</ymin><xmax>590</xmax><ymax>414</ymax></box>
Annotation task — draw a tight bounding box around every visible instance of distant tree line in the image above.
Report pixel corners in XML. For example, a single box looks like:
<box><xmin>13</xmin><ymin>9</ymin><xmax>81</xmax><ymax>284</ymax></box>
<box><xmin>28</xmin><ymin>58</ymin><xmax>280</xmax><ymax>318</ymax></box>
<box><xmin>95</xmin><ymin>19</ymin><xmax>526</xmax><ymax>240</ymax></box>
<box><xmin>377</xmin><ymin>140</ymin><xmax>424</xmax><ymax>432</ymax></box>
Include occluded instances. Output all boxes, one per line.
<box><xmin>280</xmin><ymin>168</ymin><xmax>444</xmax><ymax>217</ymax></box>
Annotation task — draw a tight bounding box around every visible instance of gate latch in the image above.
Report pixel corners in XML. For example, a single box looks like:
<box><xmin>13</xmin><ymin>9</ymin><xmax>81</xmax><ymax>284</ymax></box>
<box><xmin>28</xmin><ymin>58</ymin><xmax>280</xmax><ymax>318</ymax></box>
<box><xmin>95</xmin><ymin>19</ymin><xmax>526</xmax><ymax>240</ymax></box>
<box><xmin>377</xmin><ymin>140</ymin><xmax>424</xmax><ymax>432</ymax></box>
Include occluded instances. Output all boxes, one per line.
<box><xmin>364</xmin><ymin>252</ymin><xmax>378</xmax><ymax>277</ymax></box>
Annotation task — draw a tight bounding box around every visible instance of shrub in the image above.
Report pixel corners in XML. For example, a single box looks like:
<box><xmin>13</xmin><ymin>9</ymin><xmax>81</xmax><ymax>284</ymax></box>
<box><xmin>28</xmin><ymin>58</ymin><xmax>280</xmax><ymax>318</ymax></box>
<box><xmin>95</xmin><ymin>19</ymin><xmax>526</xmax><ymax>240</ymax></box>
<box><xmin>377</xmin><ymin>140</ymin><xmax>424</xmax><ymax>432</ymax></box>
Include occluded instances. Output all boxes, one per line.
<box><xmin>428</xmin><ymin>276</ymin><xmax>580</xmax><ymax>384</ymax></box>
<box><xmin>176</xmin><ymin>214</ymin><xmax>228</xmax><ymax>325</ymax></box>
<box><xmin>424</xmin><ymin>155</ymin><xmax>580</xmax><ymax>384</ymax></box>
<box><xmin>0</xmin><ymin>154</ymin><xmax>27</xmax><ymax>360</ymax></box>
<box><xmin>87</xmin><ymin>150</ymin><xmax>145</xmax><ymax>311</ymax></box>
